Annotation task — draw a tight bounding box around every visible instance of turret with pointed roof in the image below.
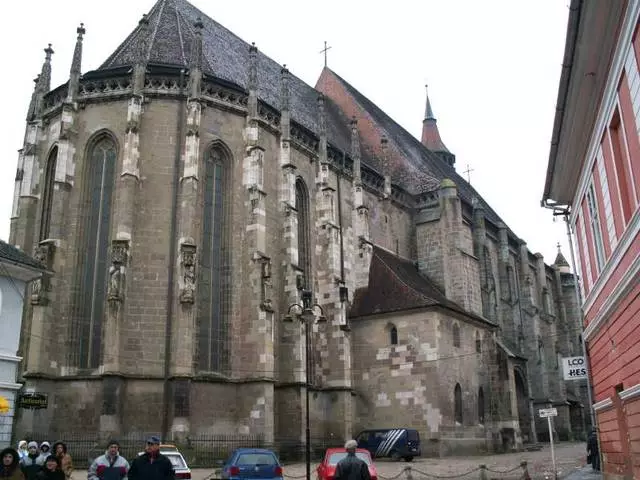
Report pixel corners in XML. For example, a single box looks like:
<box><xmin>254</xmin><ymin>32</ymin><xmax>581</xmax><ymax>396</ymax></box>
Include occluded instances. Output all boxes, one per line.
<box><xmin>420</xmin><ymin>85</ymin><xmax>455</xmax><ymax>167</ymax></box>
<box><xmin>554</xmin><ymin>243</ymin><xmax>571</xmax><ymax>273</ymax></box>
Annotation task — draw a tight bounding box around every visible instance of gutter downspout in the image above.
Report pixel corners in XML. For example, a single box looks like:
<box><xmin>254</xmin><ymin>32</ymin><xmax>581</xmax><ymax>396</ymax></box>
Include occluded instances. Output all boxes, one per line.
<box><xmin>542</xmin><ymin>0</ymin><xmax>583</xmax><ymax>206</ymax></box>
<box><xmin>162</xmin><ymin>68</ymin><xmax>186</xmax><ymax>440</ymax></box>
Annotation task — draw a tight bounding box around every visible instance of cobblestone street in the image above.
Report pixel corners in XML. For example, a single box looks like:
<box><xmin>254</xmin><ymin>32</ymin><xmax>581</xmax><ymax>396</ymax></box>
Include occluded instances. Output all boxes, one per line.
<box><xmin>191</xmin><ymin>442</ymin><xmax>590</xmax><ymax>480</ymax></box>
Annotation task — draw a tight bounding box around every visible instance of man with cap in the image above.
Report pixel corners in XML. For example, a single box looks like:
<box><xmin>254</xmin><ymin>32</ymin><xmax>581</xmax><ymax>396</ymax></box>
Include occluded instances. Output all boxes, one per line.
<box><xmin>334</xmin><ymin>440</ymin><xmax>370</xmax><ymax>480</ymax></box>
<box><xmin>88</xmin><ymin>441</ymin><xmax>129</xmax><ymax>480</ymax></box>
<box><xmin>20</xmin><ymin>442</ymin><xmax>42</xmax><ymax>480</ymax></box>
<box><xmin>128</xmin><ymin>437</ymin><xmax>173</xmax><ymax>480</ymax></box>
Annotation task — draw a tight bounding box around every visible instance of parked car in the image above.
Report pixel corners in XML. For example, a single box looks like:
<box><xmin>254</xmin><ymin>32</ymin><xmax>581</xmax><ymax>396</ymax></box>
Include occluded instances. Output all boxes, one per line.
<box><xmin>316</xmin><ymin>448</ymin><xmax>377</xmax><ymax>480</ymax></box>
<box><xmin>355</xmin><ymin>428</ymin><xmax>420</xmax><ymax>461</ymax></box>
<box><xmin>137</xmin><ymin>444</ymin><xmax>191</xmax><ymax>479</ymax></box>
<box><xmin>221</xmin><ymin>448</ymin><xmax>283</xmax><ymax>480</ymax></box>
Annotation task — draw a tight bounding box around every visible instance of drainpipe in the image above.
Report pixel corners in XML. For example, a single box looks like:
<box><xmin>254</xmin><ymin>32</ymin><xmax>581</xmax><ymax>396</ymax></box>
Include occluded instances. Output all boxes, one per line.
<box><xmin>162</xmin><ymin>68</ymin><xmax>186</xmax><ymax>440</ymax></box>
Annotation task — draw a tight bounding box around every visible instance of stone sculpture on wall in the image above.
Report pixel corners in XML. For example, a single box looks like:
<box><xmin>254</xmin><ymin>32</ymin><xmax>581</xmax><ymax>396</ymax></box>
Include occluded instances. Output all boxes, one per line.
<box><xmin>179</xmin><ymin>241</ymin><xmax>197</xmax><ymax>304</ymax></box>
<box><xmin>107</xmin><ymin>240</ymin><xmax>129</xmax><ymax>303</ymax></box>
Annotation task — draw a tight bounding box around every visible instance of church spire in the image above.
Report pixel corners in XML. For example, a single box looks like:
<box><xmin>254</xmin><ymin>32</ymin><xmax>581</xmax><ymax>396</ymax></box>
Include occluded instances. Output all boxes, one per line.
<box><xmin>40</xmin><ymin>44</ymin><xmax>54</xmax><ymax>95</ymax></box>
<box><xmin>133</xmin><ymin>14</ymin><xmax>150</xmax><ymax>93</ymax></box>
<box><xmin>188</xmin><ymin>18</ymin><xmax>204</xmax><ymax>98</ymax></box>
<box><xmin>554</xmin><ymin>242</ymin><xmax>571</xmax><ymax>273</ymax></box>
<box><xmin>350</xmin><ymin>117</ymin><xmax>361</xmax><ymax>185</ymax></box>
<box><xmin>420</xmin><ymin>84</ymin><xmax>455</xmax><ymax>167</ymax></box>
<box><xmin>67</xmin><ymin>23</ymin><xmax>86</xmax><ymax>102</ymax></box>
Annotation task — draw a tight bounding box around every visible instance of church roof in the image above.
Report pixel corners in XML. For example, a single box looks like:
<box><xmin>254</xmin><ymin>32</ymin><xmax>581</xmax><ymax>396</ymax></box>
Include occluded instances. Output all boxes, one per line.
<box><xmin>421</xmin><ymin>86</ymin><xmax>450</xmax><ymax>153</ymax></box>
<box><xmin>349</xmin><ymin>245</ymin><xmax>494</xmax><ymax>327</ymax></box>
<box><xmin>0</xmin><ymin>240</ymin><xmax>48</xmax><ymax>272</ymax></box>
<box><xmin>318</xmin><ymin>69</ymin><xmax>507</xmax><ymax>225</ymax></box>
<box><xmin>97</xmin><ymin>0</ymin><xmax>354</xmax><ymax>159</ymax></box>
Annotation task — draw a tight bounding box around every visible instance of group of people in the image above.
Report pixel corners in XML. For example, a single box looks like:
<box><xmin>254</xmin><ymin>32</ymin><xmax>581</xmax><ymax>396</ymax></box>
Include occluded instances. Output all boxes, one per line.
<box><xmin>0</xmin><ymin>441</ymin><xmax>72</xmax><ymax>480</ymax></box>
<box><xmin>1</xmin><ymin>437</ymin><xmax>174</xmax><ymax>480</ymax></box>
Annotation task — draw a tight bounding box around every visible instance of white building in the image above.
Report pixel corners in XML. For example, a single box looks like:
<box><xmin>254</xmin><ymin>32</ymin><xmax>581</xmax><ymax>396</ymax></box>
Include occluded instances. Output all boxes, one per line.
<box><xmin>0</xmin><ymin>240</ymin><xmax>48</xmax><ymax>448</ymax></box>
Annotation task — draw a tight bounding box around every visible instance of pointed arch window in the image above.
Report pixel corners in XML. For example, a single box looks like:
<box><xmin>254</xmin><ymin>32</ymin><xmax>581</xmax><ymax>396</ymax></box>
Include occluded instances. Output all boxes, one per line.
<box><xmin>296</xmin><ymin>178</ymin><xmax>311</xmax><ymax>289</ymax></box>
<box><xmin>454</xmin><ymin>383</ymin><xmax>463</xmax><ymax>424</ymax></box>
<box><xmin>77</xmin><ymin>136</ymin><xmax>116</xmax><ymax>369</ymax></box>
<box><xmin>198</xmin><ymin>144</ymin><xmax>231</xmax><ymax>373</ymax></box>
<box><xmin>390</xmin><ymin>325</ymin><xmax>398</xmax><ymax>345</ymax></box>
<box><xmin>39</xmin><ymin>147</ymin><xmax>58</xmax><ymax>241</ymax></box>
<box><xmin>453</xmin><ymin>323</ymin><xmax>461</xmax><ymax>348</ymax></box>
<box><xmin>478</xmin><ymin>387</ymin><xmax>485</xmax><ymax>424</ymax></box>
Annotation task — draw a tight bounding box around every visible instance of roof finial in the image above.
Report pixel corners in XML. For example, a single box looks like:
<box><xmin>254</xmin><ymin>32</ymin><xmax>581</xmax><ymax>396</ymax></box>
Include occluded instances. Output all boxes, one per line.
<box><xmin>280</xmin><ymin>64</ymin><xmax>290</xmax><ymax>111</ymax></box>
<box><xmin>557</xmin><ymin>242</ymin><xmax>561</xmax><ymax>253</ymax></box>
<box><xmin>351</xmin><ymin>117</ymin><xmax>361</xmax><ymax>184</ymax></box>
<box><xmin>39</xmin><ymin>44</ymin><xmax>54</xmax><ymax>94</ymax></box>
<box><xmin>424</xmin><ymin>83</ymin><xmax>435</xmax><ymax>121</ymax></box>
<box><xmin>68</xmin><ymin>23</ymin><xmax>86</xmax><ymax>102</ymax></box>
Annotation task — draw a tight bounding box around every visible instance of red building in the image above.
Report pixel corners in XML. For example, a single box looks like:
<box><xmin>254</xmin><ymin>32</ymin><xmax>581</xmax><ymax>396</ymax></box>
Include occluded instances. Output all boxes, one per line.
<box><xmin>543</xmin><ymin>0</ymin><xmax>640</xmax><ymax>477</ymax></box>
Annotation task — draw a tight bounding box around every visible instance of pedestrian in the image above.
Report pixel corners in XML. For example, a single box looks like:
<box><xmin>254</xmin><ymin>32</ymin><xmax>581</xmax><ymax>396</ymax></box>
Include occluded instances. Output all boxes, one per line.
<box><xmin>35</xmin><ymin>456</ymin><xmax>64</xmax><ymax>480</ymax></box>
<box><xmin>88</xmin><ymin>440</ymin><xmax>129</xmax><ymax>480</ymax></box>
<box><xmin>37</xmin><ymin>445</ymin><xmax>50</xmax><ymax>467</ymax></box>
<box><xmin>334</xmin><ymin>440</ymin><xmax>371</xmax><ymax>480</ymax></box>
<box><xmin>20</xmin><ymin>442</ymin><xmax>41</xmax><ymax>480</ymax></box>
<box><xmin>16</xmin><ymin>444</ymin><xmax>28</xmax><ymax>462</ymax></box>
<box><xmin>587</xmin><ymin>428</ymin><xmax>600</xmax><ymax>471</ymax></box>
<box><xmin>1</xmin><ymin>448</ymin><xmax>24</xmax><ymax>480</ymax></box>
<box><xmin>128</xmin><ymin>437</ymin><xmax>173</xmax><ymax>480</ymax></box>
<box><xmin>51</xmin><ymin>444</ymin><xmax>72</xmax><ymax>480</ymax></box>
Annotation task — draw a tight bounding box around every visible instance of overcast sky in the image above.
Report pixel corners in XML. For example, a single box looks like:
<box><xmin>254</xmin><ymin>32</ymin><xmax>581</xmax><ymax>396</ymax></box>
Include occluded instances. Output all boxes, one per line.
<box><xmin>0</xmin><ymin>0</ymin><xmax>571</xmax><ymax>265</ymax></box>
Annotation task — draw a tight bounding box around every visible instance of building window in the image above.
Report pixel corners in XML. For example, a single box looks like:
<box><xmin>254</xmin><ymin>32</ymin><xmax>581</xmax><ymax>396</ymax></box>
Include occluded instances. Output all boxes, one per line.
<box><xmin>453</xmin><ymin>323</ymin><xmax>461</xmax><ymax>348</ymax></box>
<box><xmin>454</xmin><ymin>383</ymin><xmax>463</xmax><ymax>424</ymax></box>
<box><xmin>506</xmin><ymin>264</ymin><xmax>517</xmax><ymax>302</ymax></box>
<box><xmin>76</xmin><ymin>135</ymin><xmax>117</xmax><ymax>369</ymax></box>
<box><xmin>198</xmin><ymin>144</ymin><xmax>231</xmax><ymax>373</ymax></box>
<box><xmin>39</xmin><ymin>147</ymin><xmax>58</xmax><ymax>241</ymax></box>
<box><xmin>475</xmin><ymin>331</ymin><xmax>482</xmax><ymax>353</ymax></box>
<box><xmin>296</xmin><ymin>178</ymin><xmax>311</xmax><ymax>289</ymax></box>
<box><xmin>586</xmin><ymin>182</ymin><xmax>606</xmax><ymax>272</ymax></box>
<box><xmin>609</xmin><ymin>110</ymin><xmax>636</xmax><ymax>224</ymax></box>
<box><xmin>390</xmin><ymin>325</ymin><xmax>398</xmax><ymax>345</ymax></box>
<box><xmin>478</xmin><ymin>387</ymin><xmax>485</xmax><ymax>424</ymax></box>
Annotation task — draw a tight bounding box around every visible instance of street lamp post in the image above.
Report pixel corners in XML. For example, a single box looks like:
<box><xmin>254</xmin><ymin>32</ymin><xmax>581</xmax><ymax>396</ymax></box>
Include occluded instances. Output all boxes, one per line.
<box><xmin>285</xmin><ymin>289</ymin><xmax>326</xmax><ymax>480</ymax></box>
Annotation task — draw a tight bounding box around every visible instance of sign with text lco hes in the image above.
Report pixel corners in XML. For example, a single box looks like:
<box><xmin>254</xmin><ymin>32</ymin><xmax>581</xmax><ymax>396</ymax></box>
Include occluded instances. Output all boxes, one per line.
<box><xmin>562</xmin><ymin>356</ymin><xmax>588</xmax><ymax>381</ymax></box>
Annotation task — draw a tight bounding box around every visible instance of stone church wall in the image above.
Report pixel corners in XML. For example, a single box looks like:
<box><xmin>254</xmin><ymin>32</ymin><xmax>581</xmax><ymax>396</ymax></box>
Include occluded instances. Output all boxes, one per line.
<box><xmin>351</xmin><ymin>310</ymin><xmax>492</xmax><ymax>456</ymax></box>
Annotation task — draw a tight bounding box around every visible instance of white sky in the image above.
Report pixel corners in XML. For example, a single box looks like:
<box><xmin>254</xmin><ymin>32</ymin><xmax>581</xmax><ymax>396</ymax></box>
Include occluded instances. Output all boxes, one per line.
<box><xmin>0</xmin><ymin>0</ymin><xmax>571</xmax><ymax>265</ymax></box>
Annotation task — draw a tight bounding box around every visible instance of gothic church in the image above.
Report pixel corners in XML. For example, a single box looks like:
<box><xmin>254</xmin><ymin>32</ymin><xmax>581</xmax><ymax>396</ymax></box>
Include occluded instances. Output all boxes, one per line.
<box><xmin>9</xmin><ymin>0</ymin><xmax>589</xmax><ymax>454</ymax></box>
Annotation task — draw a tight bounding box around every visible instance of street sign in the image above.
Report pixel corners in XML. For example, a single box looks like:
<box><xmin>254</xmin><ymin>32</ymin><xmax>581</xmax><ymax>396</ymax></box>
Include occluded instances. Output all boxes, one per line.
<box><xmin>539</xmin><ymin>408</ymin><xmax>558</xmax><ymax>418</ymax></box>
<box><xmin>562</xmin><ymin>356</ymin><xmax>588</xmax><ymax>380</ymax></box>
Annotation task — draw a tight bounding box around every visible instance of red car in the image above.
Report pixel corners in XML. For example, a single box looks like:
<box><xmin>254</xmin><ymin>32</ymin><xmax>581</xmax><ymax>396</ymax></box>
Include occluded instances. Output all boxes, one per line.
<box><xmin>316</xmin><ymin>448</ymin><xmax>377</xmax><ymax>480</ymax></box>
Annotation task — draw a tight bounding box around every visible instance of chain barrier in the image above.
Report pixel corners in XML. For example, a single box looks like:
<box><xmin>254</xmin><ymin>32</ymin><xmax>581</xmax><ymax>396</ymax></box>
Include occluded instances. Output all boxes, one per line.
<box><xmin>410</xmin><ymin>466</ymin><xmax>481</xmax><ymax>479</ymax></box>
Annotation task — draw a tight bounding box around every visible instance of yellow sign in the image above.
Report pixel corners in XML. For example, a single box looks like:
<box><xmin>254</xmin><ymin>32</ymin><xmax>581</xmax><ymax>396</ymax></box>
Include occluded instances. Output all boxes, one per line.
<box><xmin>0</xmin><ymin>396</ymin><xmax>10</xmax><ymax>415</ymax></box>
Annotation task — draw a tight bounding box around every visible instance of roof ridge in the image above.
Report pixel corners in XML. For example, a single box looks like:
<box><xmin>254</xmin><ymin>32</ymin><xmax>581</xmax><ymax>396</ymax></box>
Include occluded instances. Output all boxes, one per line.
<box><xmin>372</xmin><ymin>247</ymin><xmax>432</xmax><ymax>303</ymax></box>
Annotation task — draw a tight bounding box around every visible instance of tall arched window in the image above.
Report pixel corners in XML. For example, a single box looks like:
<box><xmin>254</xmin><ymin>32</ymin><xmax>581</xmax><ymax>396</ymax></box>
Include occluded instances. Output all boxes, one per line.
<box><xmin>454</xmin><ymin>383</ymin><xmax>463</xmax><ymax>424</ymax></box>
<box><xmin>390</xmin><ymin>325</ymin><xmax>398</xmax><ymax>345</ymax></box>
<box><xmin>198</xmin><ymin>144</ymin><xmax>230</xmax><ymax>373</ymax></box>
<box><xmin>39</xmin><ymin>147</ymin><xmax>58</xmax><ymax>241</ymax></box>
<box><xmin>295</xmin><ymin>178</ymin><xmax>311</xmax><ymax>289</ymax></box>
<box><xmin>478</xmin><ymin>387</ymin><xmax>485</xmax><ymax>424</ymax></box>
<box><xmin>77</xmin><ymin>136</ymin><xmax>117</xmax><ymax>369</ymax></box>
<box><xmin>453</xmin><ymin>323</ymin><xmax>461</xmax><ymax>348</ymax></box>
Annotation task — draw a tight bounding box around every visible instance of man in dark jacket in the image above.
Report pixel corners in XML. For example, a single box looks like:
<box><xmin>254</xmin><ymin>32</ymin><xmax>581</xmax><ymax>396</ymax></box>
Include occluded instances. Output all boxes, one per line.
<box><xmin>128</xmin><ymin>437</ymin><xmax>174</xmax><ymax>480</ymax></box>
<box><xmin>1</xmin><ymin>447</ymin><xmax>24</xmax><ymax>480</ymax></box>
<box><xmin>334</xmin><ymin>441</ymin><xmax>370</xmax><ymax>480</ymax></box>
<box><xmin>20</xmin><ymin>442</ymin><xmax>41</xmax><ymax>480</ymax></box>
<box><xmin>587</xmin><ymin>428</ymin><xmax>600</xmax><ymax>471</ymax></box>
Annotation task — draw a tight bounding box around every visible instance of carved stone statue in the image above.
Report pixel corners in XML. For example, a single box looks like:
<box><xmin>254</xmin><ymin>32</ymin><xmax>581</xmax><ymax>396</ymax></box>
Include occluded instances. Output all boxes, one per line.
<box><xmin>180</xmin><ymin>242</ymin><xmax>197</xmax><ymax>304</ymax></box>
<box><xmin>30</xmin><ymin>243</ymin><xmax>51</xmax><ymax>305</ymax></box>
<box><xmin>260</xmin><ymin>257</ymin><xmax>273</xmax><ymax>311</ymax></box>
<box><xmin>108</xmin><ymin>240</ymin><xmax>129</xmax><ymax>303</ymax></box>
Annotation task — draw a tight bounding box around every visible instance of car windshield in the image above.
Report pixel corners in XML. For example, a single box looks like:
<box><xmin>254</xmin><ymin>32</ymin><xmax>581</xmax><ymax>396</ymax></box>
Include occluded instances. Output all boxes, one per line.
<box><xmin>327</xmin><ymin>453</ymin><xmax>371</xmax><ymax>465</ymax></box>
<box><xmin>237</xmin><ymin>453</ymin><xmax>277</xmax><ymax>466</ymax></box>
<box><xmin>164</xmin><ymin>453</ymin><xmax>187</xmax><ymax>469</ymax></box>
<box><xmin>407</xmin><ymin>430</ymin><xmax>419</xmax><ymax>441</ymax></box>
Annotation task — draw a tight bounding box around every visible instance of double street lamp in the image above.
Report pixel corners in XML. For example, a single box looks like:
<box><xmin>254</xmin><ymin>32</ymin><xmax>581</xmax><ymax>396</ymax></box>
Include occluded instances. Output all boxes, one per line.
<box><xmin>285</xmin><ymin>289</ymin><xmax>326</xmax><ymax>480</ymax></box>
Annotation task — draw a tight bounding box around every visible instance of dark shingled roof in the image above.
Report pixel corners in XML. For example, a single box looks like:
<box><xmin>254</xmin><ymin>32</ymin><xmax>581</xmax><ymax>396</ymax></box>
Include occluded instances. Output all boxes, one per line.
<box><xmin>96</xmin><ymin>0</ymin><xmax>439</xmax><ymax>194</ymax></box>
<box><xmin>350</xmin><ymin>245</ymin><xmax>495</xmax><ymax>327</ymax></box>
<box><xmin>326</xmin><ymin>69</ymin><xmax>507</xmax><ymax>224</ymax></box>
<box><xmin>0</xmin><ymin>240</ymin><xmax>48</xmax><ymax>272</ymax></box>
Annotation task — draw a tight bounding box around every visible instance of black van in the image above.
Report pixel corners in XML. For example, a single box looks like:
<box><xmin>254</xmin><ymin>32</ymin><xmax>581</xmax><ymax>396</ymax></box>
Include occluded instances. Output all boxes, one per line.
<box><xmin>355</xmin><ymin>428</ymin><xmax>421</xmax><ymax>461</ymax></box>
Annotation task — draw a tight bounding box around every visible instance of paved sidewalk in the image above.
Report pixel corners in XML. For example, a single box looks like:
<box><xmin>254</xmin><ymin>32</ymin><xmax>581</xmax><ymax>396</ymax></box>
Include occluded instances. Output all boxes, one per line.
<box><xmin>562</xmin><ymin>466</ymin><xmax>602</xmax><ymax>480</ymax></box>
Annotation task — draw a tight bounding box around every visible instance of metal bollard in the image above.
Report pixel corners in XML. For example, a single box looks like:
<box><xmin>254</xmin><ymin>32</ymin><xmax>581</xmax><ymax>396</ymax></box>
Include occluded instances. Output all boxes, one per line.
<box><xmin>520</xmin><ymin>461</ymin><xmax>530</xmax><ymax>480</ymax></box>
<box><xmin>479</xmin><ymin>464</ymin><xmax>488</xmax><ymax>480</ymax></box>
<box><xmin>404</xmin><ymin>465</ymin><xmax>413</xmax><ymax>480</ymax></box>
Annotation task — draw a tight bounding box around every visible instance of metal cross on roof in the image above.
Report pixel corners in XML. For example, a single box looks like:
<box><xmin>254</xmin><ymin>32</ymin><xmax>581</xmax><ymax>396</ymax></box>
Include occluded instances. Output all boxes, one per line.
<box><xmin>464</xmin><ymin>164</ymin><xmax>474</xmax><ymax>184</ymax></box>
<box><xmin>320</xmin><ymin>41</ymin><xmax>332</xmax><ymax>68</ymax></box>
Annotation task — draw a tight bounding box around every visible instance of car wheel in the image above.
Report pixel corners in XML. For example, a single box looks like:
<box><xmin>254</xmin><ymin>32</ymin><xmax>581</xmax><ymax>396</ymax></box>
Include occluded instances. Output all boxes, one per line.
<box><xmin>390</xmin><ymin>451</ymin><xmax>401</xmax><ymax>462</ymax></box>
<box><xmin>403</xmin><ymin>457</ymin><xmax>414</xmax><ymax>462</ymax></box>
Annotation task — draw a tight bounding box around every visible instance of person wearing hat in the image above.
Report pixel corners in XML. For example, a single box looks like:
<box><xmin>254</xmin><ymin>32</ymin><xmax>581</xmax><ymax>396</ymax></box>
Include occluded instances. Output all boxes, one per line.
<box><xmin>20</xmin><ymin>442</ymin><xmax>42</xmax><ymax>480</ymax></box>
<box><xmin>16</xmin><ymin>443</ymin><xmax>28</xmax><ymax>462</ymax></box>
<box><xmin>128</xmin><ymin>437</ymin><xmax>173</xmax><ymax>480</ymax></box>
<box><xmin>36</xmin><ymin>444</ymin><xmax>50</xmax><ymax>467</ymax></box>
<box><xmin>88</xmin><ymin>441</ymin><xmax>129</xmax><ymax>480</ymax></box>
<box><xmin>1</xmin><ymin>447</ymin><xmax>24</xmax><ymax>480</ymax></box>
